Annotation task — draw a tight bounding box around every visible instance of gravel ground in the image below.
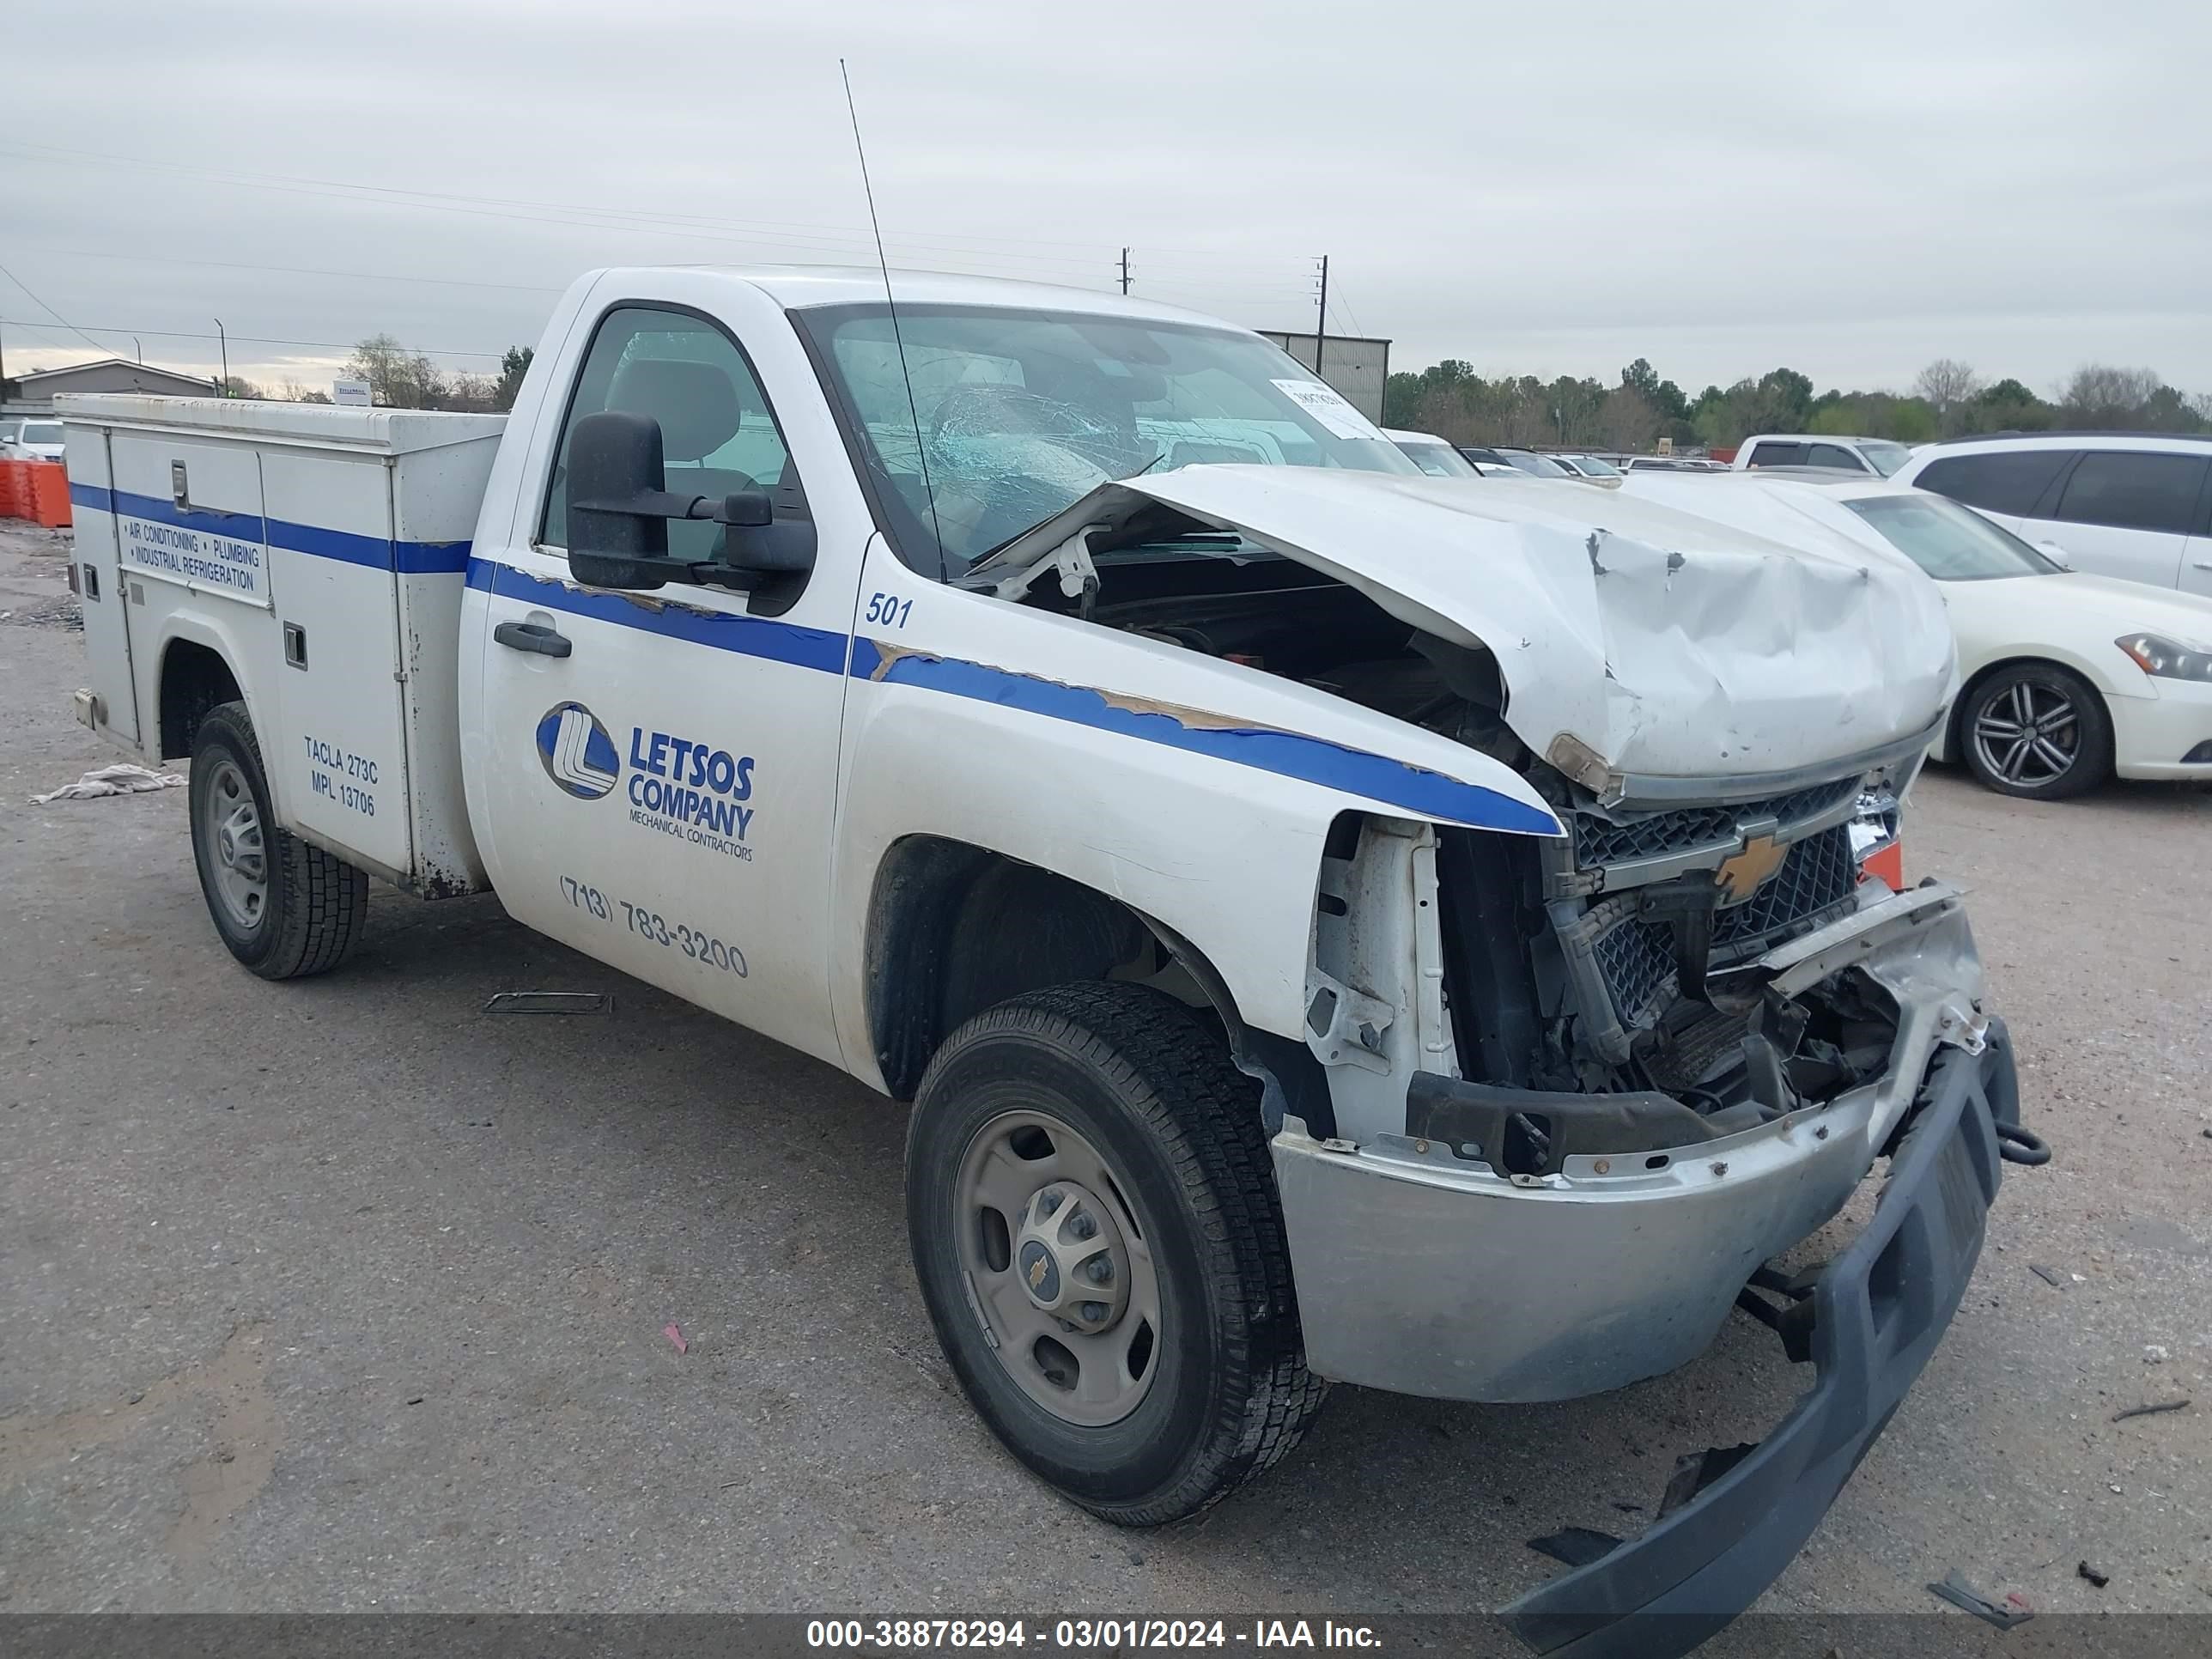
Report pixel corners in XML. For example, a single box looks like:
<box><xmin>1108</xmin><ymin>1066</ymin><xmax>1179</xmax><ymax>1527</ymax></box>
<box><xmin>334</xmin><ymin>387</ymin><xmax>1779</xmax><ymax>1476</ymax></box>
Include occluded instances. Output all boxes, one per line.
<box><xmin>2</xmin><ymin>519</ymin><xmax>2208</xmax><ymax>1624</ymax></box>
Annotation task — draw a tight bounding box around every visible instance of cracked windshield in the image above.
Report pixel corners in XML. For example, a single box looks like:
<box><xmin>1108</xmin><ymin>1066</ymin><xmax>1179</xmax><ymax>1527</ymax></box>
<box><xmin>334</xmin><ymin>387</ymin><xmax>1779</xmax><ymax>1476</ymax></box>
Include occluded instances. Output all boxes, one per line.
<box><xmin>806</xmin><ymin>306</ymin><xmax>1418</xmax><ymax>573</ymax></box>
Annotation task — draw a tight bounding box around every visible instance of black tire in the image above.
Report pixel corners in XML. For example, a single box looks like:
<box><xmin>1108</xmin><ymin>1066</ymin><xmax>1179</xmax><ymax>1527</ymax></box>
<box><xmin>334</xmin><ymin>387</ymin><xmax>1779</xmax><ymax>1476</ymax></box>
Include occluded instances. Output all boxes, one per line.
<box><xmin>1958</xmin><ymin>662</ymin><xmax>2112</xmax><ymax>800</ymax></box>
<box><xmin>188</xmin><ymin>701</ymin><xmax>368</xmax><ymax>979</ymax></box>
<box><xmin>907</xmin><ymin>981</ymin><xmax>1326</xmax><ymax>1526</ymax></box>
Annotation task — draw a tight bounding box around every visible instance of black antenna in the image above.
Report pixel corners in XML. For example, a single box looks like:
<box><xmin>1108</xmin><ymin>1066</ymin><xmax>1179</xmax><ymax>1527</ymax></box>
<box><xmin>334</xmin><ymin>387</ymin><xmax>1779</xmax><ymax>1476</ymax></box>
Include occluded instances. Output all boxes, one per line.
<box><xmin>841</xmin><ymin>58</ymin><xmax>946</xmax><ymax>582</ymax></box>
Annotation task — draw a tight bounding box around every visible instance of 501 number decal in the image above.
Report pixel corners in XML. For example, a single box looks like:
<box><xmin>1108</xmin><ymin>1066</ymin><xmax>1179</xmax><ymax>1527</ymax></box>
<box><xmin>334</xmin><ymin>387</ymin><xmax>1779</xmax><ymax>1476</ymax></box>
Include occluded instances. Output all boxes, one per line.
<box><xmin>864</xmin><ymin>591</ymin><xmax>912</xmax><ymax>629</ymax></box>
<box><xmin>559</xmin><ymin>876</ymin><xmax>749</xmax><ymax>976</ymax></box>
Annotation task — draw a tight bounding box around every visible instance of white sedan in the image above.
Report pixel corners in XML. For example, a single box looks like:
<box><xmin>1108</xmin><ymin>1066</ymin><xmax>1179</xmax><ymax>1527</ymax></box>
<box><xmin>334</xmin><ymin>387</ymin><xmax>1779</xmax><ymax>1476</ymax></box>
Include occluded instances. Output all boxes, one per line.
<box><xmin>1620</xmin><ymin>471</ymin><xmax>2212</xmax><ymax>799</ymax></box>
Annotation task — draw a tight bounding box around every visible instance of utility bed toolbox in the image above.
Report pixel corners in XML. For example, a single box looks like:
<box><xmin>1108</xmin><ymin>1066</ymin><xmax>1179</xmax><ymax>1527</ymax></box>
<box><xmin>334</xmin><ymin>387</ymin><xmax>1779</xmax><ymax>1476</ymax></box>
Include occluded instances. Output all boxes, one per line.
<box><xmin>58</xmin><ymin>395</ymin><xmax>505</xmax><ymax>895</ymax></box>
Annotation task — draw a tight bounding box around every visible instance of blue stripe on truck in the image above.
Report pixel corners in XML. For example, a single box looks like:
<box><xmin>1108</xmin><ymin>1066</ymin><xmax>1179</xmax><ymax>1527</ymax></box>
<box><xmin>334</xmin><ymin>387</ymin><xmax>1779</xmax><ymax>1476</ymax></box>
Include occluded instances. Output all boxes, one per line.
<box><xmin>847</xmin><ymin>635</ymin><xmax>1563</xmax><ymax>836</ymax></box>
<box><xmin>467</xmin><ymin>556</ymin><xmax>1562</xmax><ymax>837</ymax></box>
<box><xmin>465</xmin><ymin>556</ymin><xmax>850</xmax><ymax>672</ymax></box>
<box><xmin>68</xmin><ymin>483</ymin><xmax>471</xmax><ymax>574</ymax></box>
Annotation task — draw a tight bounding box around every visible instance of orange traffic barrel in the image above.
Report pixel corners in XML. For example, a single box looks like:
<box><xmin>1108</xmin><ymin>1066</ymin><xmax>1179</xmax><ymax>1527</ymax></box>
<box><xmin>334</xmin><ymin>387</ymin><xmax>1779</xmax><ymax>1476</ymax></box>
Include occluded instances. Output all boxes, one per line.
<box><xmin>0</xmin><ymin>459</ymin><xmax>25</xmax><ymax>520</ymax></box>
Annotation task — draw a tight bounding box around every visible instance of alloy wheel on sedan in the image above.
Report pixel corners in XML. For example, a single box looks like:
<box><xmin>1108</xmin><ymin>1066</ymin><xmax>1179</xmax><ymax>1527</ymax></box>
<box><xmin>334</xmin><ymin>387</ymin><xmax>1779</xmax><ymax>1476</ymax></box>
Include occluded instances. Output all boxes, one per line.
<box><xmin>1961</xmin><ymin>665</ymin><xmax>2112</xmax><ymax>799</ymax></box>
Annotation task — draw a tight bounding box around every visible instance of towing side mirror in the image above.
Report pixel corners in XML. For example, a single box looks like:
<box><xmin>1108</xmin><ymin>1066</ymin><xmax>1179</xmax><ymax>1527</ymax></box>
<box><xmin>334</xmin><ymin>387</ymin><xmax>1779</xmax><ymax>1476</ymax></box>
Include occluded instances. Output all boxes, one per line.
<box><xmin>563</xmin><ymin>410</ymin><xmax>817</xmax><ymax>595</ymax></box>
<box><xmin>565</xmin><ymin>410</ymin><xmax>686</xmax><ymax>591</ymax></box>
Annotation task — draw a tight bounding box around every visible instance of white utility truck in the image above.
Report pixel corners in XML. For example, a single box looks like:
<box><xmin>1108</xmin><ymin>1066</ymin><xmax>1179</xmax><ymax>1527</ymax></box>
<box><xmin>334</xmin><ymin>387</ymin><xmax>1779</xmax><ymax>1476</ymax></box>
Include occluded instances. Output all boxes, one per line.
<box><xmin>59</xmin><ymin>267</ymin><xmax>2040</xmax><ymax>1653</ymax></box>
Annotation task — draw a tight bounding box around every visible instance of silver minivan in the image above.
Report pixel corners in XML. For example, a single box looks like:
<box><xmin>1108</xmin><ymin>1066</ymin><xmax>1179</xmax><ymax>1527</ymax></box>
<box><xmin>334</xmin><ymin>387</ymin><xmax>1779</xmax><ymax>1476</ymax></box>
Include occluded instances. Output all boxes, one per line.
<box><xmin>1893</xmin><ymin>434</ymin><xmax>2212</xmax><ymax>598</ymax></box>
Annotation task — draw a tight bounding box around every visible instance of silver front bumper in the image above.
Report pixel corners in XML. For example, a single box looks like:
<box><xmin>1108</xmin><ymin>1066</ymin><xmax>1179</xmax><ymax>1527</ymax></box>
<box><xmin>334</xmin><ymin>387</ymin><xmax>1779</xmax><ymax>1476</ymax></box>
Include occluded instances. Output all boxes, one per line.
<box><xmin>1272</xmin><ymin>881</ymin><xmax>1990</xmax><ymax>1402</ymax></box>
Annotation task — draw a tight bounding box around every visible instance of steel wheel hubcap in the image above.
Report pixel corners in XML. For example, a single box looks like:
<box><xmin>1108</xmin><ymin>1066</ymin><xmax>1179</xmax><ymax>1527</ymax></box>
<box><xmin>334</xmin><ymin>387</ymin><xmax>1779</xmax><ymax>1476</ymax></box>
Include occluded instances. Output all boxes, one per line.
<box><xmin>201</xmin><ymin>758</ymin><xmax>269</xmax><ymax>931</ymax></box>
<box><xmin>955</xmin><ymin>1110</ymin><xmax>1161</xmax><ymax>1426</ymax></box>
<box><xmin>1972</xmin><ymin>679</ymin><xmax>2079</xmax><ymax>786</ymax></box>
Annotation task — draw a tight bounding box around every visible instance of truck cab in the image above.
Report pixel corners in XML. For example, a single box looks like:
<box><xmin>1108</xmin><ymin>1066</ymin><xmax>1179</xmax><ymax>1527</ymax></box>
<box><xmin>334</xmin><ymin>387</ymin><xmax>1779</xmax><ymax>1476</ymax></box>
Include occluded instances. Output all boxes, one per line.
<box><xmin>58</xmin><ymin>266</ymin><xmax>2039</xmax><ymax>1652</ymax></box>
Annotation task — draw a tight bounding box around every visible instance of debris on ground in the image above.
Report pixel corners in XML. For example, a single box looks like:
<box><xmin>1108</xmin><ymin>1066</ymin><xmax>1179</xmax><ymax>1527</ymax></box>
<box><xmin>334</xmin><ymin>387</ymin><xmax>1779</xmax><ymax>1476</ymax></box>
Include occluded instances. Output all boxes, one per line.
<box><xmin>2144</xmin><ymin>1345</ymin><xmax>2169</xmax><ymax>1364</ymax></box>
<box><xmin>1926</xmin><ymin>1569</ymin><xmax>2033</xmax><ymax>1629</ymax></box>
<box><xmin>1526</xmin><ymin>1527</ymin><xmax>1621</xmax><ymax>1568</ymax></box>
<box><xmin>483</xmin><ymin>991</ymin><xmax>613</xmax><ymax>1016</ymax></box>
<box><xmin>662</xmin><ymin>1322</ymin><xmax>688</xmax><ymax>1355</ymax></box>
<box><xmin>2112</xmin><ymin>1396</ymin><xmax>2191</xmax><ymax>1423</ymax></box>
<box><xmin>2027</xmin><ymin>1263</ymin><xmax>2064</xmax><ymax>1287</ymax></box>
<box><xmin>32</xmin><ymin>763</ymin><xmax>185</xmax><ymax>804</ymax></box>
<box><xmin>2079</xmin><ymin>1560</ymin><xmax>2111</xmax><ymax>1588</ymax></box>
<box><xmin>0</xmin><ymin>595</ymin><xmax>82</xmax><ymax>630</ymax></box>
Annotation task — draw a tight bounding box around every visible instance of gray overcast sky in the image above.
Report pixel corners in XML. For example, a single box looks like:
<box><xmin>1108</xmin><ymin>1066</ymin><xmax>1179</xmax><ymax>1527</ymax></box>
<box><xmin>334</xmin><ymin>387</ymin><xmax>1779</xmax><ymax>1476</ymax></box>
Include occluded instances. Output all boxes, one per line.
<box><xmin>7</xmin><ymin>1</ymin><xmax>2210</xmax><ymax>397</ymax></box>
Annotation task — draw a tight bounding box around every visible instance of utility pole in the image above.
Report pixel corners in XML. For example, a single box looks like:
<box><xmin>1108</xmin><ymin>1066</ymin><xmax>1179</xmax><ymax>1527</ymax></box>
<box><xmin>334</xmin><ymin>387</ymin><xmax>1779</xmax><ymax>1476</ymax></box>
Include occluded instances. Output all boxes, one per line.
<box><xmin>0</xmin><ymin>318</ymin><xmax>8</xmax><ymax>402</ymax></box>
<box><xmin>1119</xmin><ymin>247</ymin><xmax>1132</xmax><ymax>295</ymax></box>
<box><xmin>1313</xmin><ymin>255</ymin><xmax>1329</xmax><ymax>380</ymax></box>
<box><xmin>215</xmin><ymin>318</ymin><xmax>229</xmax><ymax>397</ymax></box>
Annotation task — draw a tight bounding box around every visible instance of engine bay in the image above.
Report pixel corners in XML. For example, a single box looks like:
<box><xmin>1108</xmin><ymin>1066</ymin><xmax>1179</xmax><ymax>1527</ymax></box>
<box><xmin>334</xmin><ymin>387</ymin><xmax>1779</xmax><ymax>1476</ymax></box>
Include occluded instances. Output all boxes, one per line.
<box><xmin>1043</xmin><ymin>548</ymin><xmax>1911</xmax><ymax>1164</ymax></box>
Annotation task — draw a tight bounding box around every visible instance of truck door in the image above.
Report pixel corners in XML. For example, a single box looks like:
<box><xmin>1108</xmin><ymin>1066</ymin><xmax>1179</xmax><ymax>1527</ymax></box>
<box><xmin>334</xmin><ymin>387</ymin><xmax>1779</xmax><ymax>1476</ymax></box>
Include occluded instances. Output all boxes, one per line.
<box><xmin>61</xmin><ymin>424</ymin><xmax>140</xmax><ymax>744</ymax></box>
<box><xmin>471</xmin><ymin>300</ymin><xmax>853</xmax><ymax>1067</ymax></box>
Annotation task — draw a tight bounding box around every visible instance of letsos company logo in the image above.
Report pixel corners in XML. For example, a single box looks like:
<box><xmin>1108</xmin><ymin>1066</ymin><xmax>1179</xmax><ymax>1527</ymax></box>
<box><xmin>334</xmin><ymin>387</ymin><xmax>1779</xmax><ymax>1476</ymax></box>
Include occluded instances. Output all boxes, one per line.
<box><xmin>536</xmin><ymin>702</ymin><xmax>621</xmax><ymax>800</ymax></box>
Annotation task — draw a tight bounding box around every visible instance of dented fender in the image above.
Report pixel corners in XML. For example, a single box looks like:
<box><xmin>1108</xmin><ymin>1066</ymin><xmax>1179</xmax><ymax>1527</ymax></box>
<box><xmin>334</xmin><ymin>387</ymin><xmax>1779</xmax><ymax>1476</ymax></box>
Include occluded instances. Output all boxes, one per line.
<box><xmin>827</xmin><ymin>535</ymin><xmax>1563</xmax><ymax>1079</ymax></box>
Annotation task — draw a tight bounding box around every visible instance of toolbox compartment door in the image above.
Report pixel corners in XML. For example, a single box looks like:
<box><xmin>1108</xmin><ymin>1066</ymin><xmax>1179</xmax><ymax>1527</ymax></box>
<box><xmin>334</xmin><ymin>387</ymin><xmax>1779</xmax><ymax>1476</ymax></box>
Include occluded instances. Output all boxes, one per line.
<box><xmin>261</xmin><ymin>447</ymin><xmax>416</xmax><ymax>880</ymax></box>
<box><xmin>61</xmin><ymin>426</ymin><xmax>139</xmax><ymax>744</ymax></box>
<box><xmin>106</xmin><ymin>431</ymin><xmax>272</xmax><ymax>613</ymax></box>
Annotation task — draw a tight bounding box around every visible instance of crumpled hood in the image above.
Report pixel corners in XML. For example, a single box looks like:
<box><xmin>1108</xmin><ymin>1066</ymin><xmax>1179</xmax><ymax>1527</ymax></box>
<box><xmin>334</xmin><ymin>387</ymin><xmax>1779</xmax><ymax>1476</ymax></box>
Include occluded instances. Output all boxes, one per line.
<box><xmin>988</xmin><ymin>466</ymin><xmax>1955</xmax><ymax>792</ymax></box>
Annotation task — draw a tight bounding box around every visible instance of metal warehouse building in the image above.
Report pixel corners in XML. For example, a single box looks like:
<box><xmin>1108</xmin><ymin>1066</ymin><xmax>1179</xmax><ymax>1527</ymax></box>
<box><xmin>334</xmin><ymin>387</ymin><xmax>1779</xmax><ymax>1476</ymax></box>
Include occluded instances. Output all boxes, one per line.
<box><xmin>1258</xmin><ymin>331</ymin><xmax>1391</xmax><ymax>424</ymax></box>
<box><xmin>3</xmin><ymin>358</ymin><xmax>216</xmax><ymax>416</ymax></box>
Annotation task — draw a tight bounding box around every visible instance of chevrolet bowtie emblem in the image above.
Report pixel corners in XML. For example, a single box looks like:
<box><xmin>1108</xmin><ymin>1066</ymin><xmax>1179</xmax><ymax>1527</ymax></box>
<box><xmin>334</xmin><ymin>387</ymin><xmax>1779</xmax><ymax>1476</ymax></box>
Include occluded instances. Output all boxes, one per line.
<box><xmin>1028</xmin><ymin>1255</ymin><xmax>1050</xmax><ymax>1289</ymax></box>
<box><xmin>1715</xmin><ymin>833</ymin><xmax>1790</xmax><ymax>904</ymax></box>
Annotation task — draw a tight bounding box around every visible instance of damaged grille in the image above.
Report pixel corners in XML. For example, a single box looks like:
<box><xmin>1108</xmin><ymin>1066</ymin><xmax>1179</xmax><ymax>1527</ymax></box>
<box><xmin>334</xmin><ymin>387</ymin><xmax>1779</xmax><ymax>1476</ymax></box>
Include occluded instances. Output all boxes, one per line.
<box><xmin>1713</xmin><ymin>823</ymin><xmax>1859</xmax><ymax>950</ymax></box>
<box><xmin>1591</xmin><ymin>913</ymin><xmax>1679</xmax><ymax>1029</ymax></box>
<box><xmin>1586</xmin><ymin>823</ymin><xmax>1863</xmax><ymax>1032</ymax></box>
<box><xmin>1571</xmin><ymin>775</ymin><xmax>1863</xmax><ymax>872</ymax></box>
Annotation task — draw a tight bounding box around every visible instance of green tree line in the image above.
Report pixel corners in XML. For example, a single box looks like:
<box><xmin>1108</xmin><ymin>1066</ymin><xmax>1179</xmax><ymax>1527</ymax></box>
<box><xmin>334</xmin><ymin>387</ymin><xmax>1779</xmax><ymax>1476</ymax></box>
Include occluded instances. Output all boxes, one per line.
<box><xmin>1382</xmin><ymin>356</ymin><xmax>2212</xmax><ymax>452</ymax></box>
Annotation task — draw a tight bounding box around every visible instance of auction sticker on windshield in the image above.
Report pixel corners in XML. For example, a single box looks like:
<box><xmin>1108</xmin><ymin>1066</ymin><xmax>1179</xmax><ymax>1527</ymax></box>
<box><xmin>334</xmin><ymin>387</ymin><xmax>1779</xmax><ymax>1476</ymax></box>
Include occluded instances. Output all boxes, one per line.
<box><xmin>1271</xmin><ymin>379</ymin><xmax>1382</xmax><ymax>441</ymax></box>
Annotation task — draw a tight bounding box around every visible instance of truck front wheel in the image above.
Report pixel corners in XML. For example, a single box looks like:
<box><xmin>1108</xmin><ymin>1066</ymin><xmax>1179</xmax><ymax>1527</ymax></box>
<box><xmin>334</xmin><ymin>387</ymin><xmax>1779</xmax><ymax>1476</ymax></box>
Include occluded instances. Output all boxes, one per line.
<box><xmin>907</xmin><ymin>981</ymin><xmax>1326</xmax><ymax>1525</ymax></box>
<box><xmin>189</xmin><ymin>701</ymin><xmax>368</xmax><ymax>980</ymax></box>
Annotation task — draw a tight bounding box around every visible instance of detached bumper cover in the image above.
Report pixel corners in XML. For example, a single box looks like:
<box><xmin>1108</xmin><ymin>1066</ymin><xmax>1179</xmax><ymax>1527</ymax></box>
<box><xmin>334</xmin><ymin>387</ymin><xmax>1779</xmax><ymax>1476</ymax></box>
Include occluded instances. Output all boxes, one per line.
<box><xmin>1273</xmin><ymin>884</ymin><xmax>1989</xmax><ymax>1404</ymax></box>
<box><xmin>1502</xmin><ymin>1018</ymin><xmax>2021</xmax><ymax>1658</ymax></box>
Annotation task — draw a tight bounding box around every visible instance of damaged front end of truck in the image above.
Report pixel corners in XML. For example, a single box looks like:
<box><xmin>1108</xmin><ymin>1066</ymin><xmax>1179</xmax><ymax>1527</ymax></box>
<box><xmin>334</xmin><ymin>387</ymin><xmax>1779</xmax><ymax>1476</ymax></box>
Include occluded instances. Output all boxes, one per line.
<box><xmin>978</xmin><ymin>466</ymin><xmax>2044</xmax><ymax>1654</ymax></box>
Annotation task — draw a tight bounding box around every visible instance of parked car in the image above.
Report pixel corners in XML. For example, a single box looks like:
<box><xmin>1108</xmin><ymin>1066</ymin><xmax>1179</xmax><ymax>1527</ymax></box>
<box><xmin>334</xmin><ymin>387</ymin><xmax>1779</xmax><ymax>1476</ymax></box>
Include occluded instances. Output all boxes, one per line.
<box><xmin>6</xmin><ymin>416</ymin><xmax>67</xmax><ymax>461</ymax></box>
<box><xmin>56</xmin><ymin>263</ymin><xmax>2030</xmax><ymax>1649</ymax></box>
<box><xmin>1620</xmin><ymin>455</ymin><xmax>1724</xmax><ymax>474</ymax></box>
<box><xmin>1547</xmin><ymin>453</ymin><xmax>1624</xmax><ymax>488</ymax></box>
<box><xmin>1384</xmin><ymin>428</ymin><xmax>1483</xmax><ymax>478</ymax></box>
<box><xmin>1735</xmin><ymin>434</ymin><xmax>1913</xmax><ymax>477</ymax></box>
<box><xmin>1623</xmin><ymin>469</ymin><xmax>2212</xmax><ymax>799</ymax></box>
<box><xmin>1891</xmin><ymin>433</ymin><xmax>2212</xmax><ymax>598</ymax></box>
<box><xmin>1488</xmin><ymin>447</ymin><xmax>1574</xmax><ymax>478</ymax></box>
<box><xmin>1454</xmin><ymin>444</ymin><xmax>1507</xmax><ymax>467</ymax></box>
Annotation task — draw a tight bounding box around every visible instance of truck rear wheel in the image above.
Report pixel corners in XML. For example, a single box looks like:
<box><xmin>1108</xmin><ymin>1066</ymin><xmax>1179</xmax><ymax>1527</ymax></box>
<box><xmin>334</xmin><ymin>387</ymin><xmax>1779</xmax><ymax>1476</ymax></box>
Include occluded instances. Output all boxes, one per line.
<box><xmin>907</xmin><ymin>981</ymin><xmax>1326</xmax><ymax>1525</ymax></box>
<box><xmin>189</xmin><ymin>701</ymin><xmax>368</xmax><ymax>980</ymax></box>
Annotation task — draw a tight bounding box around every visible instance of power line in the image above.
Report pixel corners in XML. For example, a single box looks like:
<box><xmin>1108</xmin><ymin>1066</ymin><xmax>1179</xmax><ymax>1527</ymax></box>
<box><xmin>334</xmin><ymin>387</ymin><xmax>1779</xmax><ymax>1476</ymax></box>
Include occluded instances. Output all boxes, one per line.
<box><xmin>0</xmin><ymin>139</ymin><xmax>1323</xmax><ymax>277</ymax></box>
<box><xmin>21</xmin><ymin>246</ymin><xmax>565</xmax><ymax>296</ymax></box>
<box><xmin>0</xmin><ymin>141</ymin><xmax>1100</xmax><ymax>273</ymax></box>
<box><xmin>1327</xmin><ymin>277</ymin><xmax>1369</xmax><ymax>338</ymax></box>
<box><xmin>0</xmin><ymin>259</ymin><xmax>112</xmax><ymax>354</ymax></box>
<box><xmin>0</xmin><ymin>317</ymin><xmax>506</xmax><ymax>361</ymax></box>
